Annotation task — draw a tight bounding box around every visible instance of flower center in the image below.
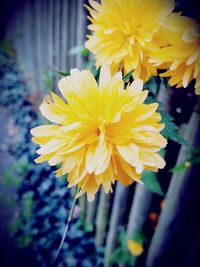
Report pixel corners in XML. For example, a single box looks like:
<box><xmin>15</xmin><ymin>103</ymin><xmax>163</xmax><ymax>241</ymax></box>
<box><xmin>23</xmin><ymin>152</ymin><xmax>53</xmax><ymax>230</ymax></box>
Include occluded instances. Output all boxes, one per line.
<box><xmin>96</xmin><ymin>123</ymin><xmax>106</xmax><ymax>136</ymax></box>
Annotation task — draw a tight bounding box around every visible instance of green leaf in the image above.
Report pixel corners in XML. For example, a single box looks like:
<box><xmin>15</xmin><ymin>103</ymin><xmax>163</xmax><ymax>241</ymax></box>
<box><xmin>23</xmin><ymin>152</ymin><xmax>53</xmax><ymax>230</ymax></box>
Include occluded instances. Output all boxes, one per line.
<box><xmin>159</xmin><ymin>109</ymin><xmax>187</xmax><ymax>145</ymax></box>
<box><xmin>170</xmin><ymin>147</ymin><xmax>200</xmax><ymax>173</ymax></box>
<box><xmin>122</xmin><ymin>70</ymin><xmax>133</xmax><ymax>82</ymax></box>
<box><xmin>81</xmin><ymin>48</ymin><xmax>90</xmax><ymax>57</ymax></box>
<box><xmin>190</xmin><ymin>156</ymin><xmax>200</xmax><ymax>164</ymax></box>
<box><xmin>170</xmin><ymin>163</ymin><xmax>186</xmax><ymax>173</ymax></box>
<box><xmin>9</xmin><ymin>219</ymin><xmax>22</xmax><ymax>233</ymax></box>
<box><xmin>119</xmin><ymin>228</ymin><xmax>126</xmax><ymax>245</ymax></box>
<box><xmin>82</xmin><ymin>60</ymin><xmax>100</xmax><ymax>78</ymax></box>
<box><xmin>192</xmin><ymin>147</ymin><xmax>200</xmax><ymax>154</ymax></box>
<box><xmin>128</xmin><ymin>255</ymin><xmax>137</xmax><ymax>265</ymax></box>
<box><xmin>56</xmin><ymin>70</ymin><xmax>70</xmax><ymax>77</ymax></box>
<box><xmin>109</xmin><ymin>248</ymin><xmax>125</xmax><ymax>264</ymax></box>
<box><xmin>131</xmin><ymin>230</ymin><xmax>146</xmax><ymax>244</ymax></box>
<box><xmin>144</xmin><ymin>77</ymin><xmax>158</xmax><ymax>96</ymax></box>
<box><xmin>142</xmin><ymin>171</ymin><xmax>164</xmax><ymax>196</ymax></box>
<box><xmin>145</xmin><ymin>96</ymin><xmax>187</xmax><ymax>146</ymax></box>
<box><xmin>17</xmin><ymin>235</ymin><xmax>32</xmax><ymax>248</ymax></box>
<box><xmin>84</xmin><ymin>223</ymin><xmax>93</xmax><ymax>232</ymax></box>
<box><xmin>43</xmin><ymin>69</ymin><xmax>54</xmax><ymax>90</ymax></box>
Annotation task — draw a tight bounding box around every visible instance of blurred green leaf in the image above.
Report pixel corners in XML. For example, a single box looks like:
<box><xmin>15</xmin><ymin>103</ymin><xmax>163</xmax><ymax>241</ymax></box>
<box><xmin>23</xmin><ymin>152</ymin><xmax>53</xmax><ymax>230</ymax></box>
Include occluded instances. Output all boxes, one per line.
<box><xmin>170</xmin><ymin>163</ymin><xmax>186</xmax><ymax>173</ymax></box>
<box><xmin>109</xmin><ymin>227</ymin><xmax>138</xmax><ymax>264</ymax></box>
<box><xmin>84</xmin><ymin>223</ymin><xmax>93</xmax><ymax>232</ymax></box>
<box><xmin>56</xmin><ymin>70</ymin><xmax>70</xmax><ymax>77</ymax></box>
<box><xmin>119</xmin><ymin>228</ymin><xmax>126</xmax><ymax>244</ymax></box>
<box><xmin>109</xmin><ymin>247</ymin><xmax>124</xmax><ymax>263</ymax></box>
<box><xmin>142</xmin><ymin>171</ymin><xmax>164</xmax><ymax>196</ymax></box>
<box><xmin>17</xmin><ymin>235</ymin><xmax>32</xmax><ymax>248</ymax></box>
<box><xmin>131</xmin><ymin>230</ymin><xmax>146</xmax><ymax>244</ymax></box>
<box><xmin>170</xmin><ymin>147</ymin><xmax>200</xmax><ymax>173</ymax></box>
<box><xmin>82</xmin><ymin>60</ymin><xmax>100</xmax><ymax>78</ymax></box>
<box><xmin>0</xmin><ymin>39</ymin><xmax>15</xmax><ymax>56</ymax></box>
<box><xmin>3</xmin><ymin>171</ymin><xmax>20</xmax><ymax>186</ymax></box>
<box><xmin>82</xmin><ymin>48</ymin><xmax>90</xmax><ymax>57</ymax></box>
<box><xmin>9</xmin><ymin>219</ymin><xmax>22</xmax><ymax>233</ymax></box>
<box><xmin>43</xmin><ymin>69</ymin><xmax>54</xmax><ymax>90</ymax></box>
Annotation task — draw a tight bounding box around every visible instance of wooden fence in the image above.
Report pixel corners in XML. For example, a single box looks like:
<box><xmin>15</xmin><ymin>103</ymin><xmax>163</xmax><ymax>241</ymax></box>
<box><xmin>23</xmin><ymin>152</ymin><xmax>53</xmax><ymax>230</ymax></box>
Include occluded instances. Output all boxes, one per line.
<box><xmin>3</xmin><ymin>1</ymin><xmax>200</xmax><ymax>267</ymax></box>
<box><xmin>5</xmin><ymin>0</ymin><xmax>88</xmax><ymax>96</ymax></box>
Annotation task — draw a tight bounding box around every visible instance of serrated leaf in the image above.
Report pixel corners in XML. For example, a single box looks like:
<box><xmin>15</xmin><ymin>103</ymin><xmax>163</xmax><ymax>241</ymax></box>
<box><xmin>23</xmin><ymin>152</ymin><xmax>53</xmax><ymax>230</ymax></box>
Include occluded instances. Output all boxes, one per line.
<box><xmin>159</xmin><ymin>110</ymin><xmax>187</xmax><ymax>145</ymax></box>
<box><xmin>56</xmin><ymin>71</ymin><xmax>70</xmax><ymax>77</ymax></box>
<box><xmin>144</xmin><ymin>77</ymin><xmax>158</xmax><ymax>96</ymax></box>
<box><xmin>145</xmin><ymin>96</ymin><xmax>187</xmax><ymax>146</ymax></box>
<box><xmin>142</xmin><ymin>171</ymin><xmax>164</xmax><ymax>196</ymax></box>
<box><xmin>122</xmin><ymin>70</ymin><xmax>133</xmax><ymax>82</ymax></box>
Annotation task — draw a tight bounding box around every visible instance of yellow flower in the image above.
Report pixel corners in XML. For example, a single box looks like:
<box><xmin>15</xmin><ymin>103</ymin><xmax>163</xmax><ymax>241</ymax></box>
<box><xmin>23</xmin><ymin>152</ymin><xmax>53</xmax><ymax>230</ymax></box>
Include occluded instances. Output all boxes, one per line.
<box><xmin>31</xmin><ymin>65</ymin><xmax>167</xmax><ymax>201</ymax></box>
<box><xmin>150</xmin><ymin>13</ymin><xmax>200</xmax><ymax>95</ymax></box>
<box><xmin>128</xmin><ymin>240</ymin><xmax>144</xmax><ymax>256</ymax></box>
<box><xmin>85</xmin><ymin>0</ymin><xmax>175</xmax><ymax>81</ymax></box>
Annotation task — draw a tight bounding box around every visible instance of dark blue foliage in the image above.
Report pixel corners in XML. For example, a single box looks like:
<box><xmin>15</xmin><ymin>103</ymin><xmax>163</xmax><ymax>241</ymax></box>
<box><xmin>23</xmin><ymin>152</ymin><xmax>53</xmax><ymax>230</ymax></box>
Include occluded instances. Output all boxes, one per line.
<box><xmin>0</xmin><ymin>48</ymin><xmax>103</xmax><ymax>267</ymax></box>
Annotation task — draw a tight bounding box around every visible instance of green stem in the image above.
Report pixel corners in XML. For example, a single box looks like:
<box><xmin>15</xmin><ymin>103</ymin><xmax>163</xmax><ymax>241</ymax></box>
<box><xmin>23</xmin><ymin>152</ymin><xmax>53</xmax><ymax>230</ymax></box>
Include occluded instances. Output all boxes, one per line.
<box><xmin>55</xmin><ymin>187</ymin><xmax>79</xmax><ymax>261</ymax></box>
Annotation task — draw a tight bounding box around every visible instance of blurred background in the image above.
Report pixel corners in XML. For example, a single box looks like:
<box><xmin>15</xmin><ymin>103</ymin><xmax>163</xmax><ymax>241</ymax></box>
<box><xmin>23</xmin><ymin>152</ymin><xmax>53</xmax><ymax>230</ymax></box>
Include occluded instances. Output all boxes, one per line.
<box><xmin>0</xmin><ymin>0</ymin><xmax>200</xmax><ymax>267</ymax></box>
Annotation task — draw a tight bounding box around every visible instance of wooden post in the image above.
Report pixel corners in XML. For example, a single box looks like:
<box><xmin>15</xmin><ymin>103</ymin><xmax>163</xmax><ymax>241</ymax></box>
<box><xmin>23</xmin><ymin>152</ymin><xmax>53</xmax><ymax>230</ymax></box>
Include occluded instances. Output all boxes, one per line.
<box><xmin>145</xmin><ymin>98</ymin><xmax>200</xmax><ymax>267</ymax></box>
<box><xmin>104</xmin><ymin>183</ymin><xmax>135</xmax><ymax>267</ymax></box>
<box><xmin>95</xmin><ymin>188</ymin><xmax>111</xmax><ymax>247</ymax></box>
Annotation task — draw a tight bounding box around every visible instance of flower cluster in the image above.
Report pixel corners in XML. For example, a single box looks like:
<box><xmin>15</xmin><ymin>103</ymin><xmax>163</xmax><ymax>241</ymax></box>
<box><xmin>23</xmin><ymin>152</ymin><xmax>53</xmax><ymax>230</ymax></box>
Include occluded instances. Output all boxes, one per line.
<box><xmin>31</xmin><ymin>0</ymin><xmax>199</xmax><ymax>201</ymax></box>
<box><xmin>85</xmin><ymin>0</ymin><xmax>175</xmax><ymax>81</ymax></box>
<box><xmin>31</xmin><ymin>66</ymin><xmax>167</xmax><ymax>201</ymax></box>
<box><xmin>150</xmin><ymin>13</ymin><xmax>200</xmax><ymax>95</ymax></box>
<box><xmin>86</xmin><ymin>0</ymin><xmax>200</xmax><ymax>94</ymax></box>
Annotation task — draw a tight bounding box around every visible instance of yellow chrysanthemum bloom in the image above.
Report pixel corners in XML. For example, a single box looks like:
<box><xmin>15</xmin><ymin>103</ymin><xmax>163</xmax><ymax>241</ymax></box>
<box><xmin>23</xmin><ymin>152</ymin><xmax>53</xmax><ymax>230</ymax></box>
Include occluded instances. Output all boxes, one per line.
<box><xmin>85</xmin><ymin>0</ymin><xmax>175</xmax><ymax>81</ymax></box>
<box><xmin>150</xmin><ymin>13</ymin><xmax>200</xmax><ymax>95</ymax></box>
<box><xmin>128</xmin><ymin>240</ymin><xmax>144</xmax><ymax>256</ymax></box>
<box><xmin>31</xmin><ymin>65</ymin><xmax>167</xmax><ymax>201</ymax></box>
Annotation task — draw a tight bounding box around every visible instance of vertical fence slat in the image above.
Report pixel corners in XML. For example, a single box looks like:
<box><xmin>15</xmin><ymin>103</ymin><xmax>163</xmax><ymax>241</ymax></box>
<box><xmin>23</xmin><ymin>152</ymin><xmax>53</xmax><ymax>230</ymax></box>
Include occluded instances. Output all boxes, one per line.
<box><xmin>47</xmin><ymin>0</ymin><xmax>54</xmax><ymax>72</ymax></box>
<box><xmin>145</xmin><ymin>98</ymin><xmax>200</xmax><ymax>267</ymax></box>
<box><xmin>104</xmin><ymin>183</ymin><xmax>135</xmax><ymax>267</ymax></box>
<box><xmin>68</xmin><ymin>0</ymin><xmax>77</xmax><ymax>69</ymax></box>
<box><xmin>125</xmin><ymin>84</ymin><xmax>173</xmax><ymax>240</ymax></box>
<box><xmin>86</xmin><ymin>195</ymin><xmax>98</xmax><ymax>228</ymax></box>
<box><xmin>95</xmin><ymin>189</ymin><xmax>111</xmax><ymax>247</ymax></box>
<box><xmin>60</xmin><ymin>0</ymin><xmax>69</xmax><ymax>71</ymax></box>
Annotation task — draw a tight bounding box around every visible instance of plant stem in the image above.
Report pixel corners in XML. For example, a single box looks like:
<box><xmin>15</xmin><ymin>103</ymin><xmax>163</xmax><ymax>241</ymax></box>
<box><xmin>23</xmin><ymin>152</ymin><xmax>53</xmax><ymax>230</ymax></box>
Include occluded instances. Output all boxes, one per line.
<box><xmin>55</xmin><ymin>187</ymin><xmax>79</xmax><ymax>261</ymax></box>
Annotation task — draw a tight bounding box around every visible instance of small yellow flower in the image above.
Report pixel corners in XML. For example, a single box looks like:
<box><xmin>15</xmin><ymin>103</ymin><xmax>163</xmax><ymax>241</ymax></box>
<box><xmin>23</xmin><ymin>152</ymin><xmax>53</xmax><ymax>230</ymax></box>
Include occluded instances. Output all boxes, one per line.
<box><xmin>150</xmin><ymin>13</ymin><xmax>200</xmax><ymax>95</ymax></box>
<box><xmin>85</xmin><ymin>0</ymin><xmax>175</xmax><ymax>81</ymax></box>
<box><xmin>128</xmin><ymin>240</ymin><xmax>144</xmax><ymax>256</ymax></box>
<box><xmin>31</xmin><ymin>65</ymin><xmax>167</xmax><ymax>201</ymax></box>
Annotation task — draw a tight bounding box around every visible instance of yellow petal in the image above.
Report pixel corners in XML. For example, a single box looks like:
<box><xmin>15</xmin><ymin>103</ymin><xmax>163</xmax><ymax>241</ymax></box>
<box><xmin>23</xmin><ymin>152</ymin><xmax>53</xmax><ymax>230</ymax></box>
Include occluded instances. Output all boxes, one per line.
<box><xmin>117</xmin><ymin>143</ymin><xmax>143</xmax><ymax>174</ymax></box>
<box><xmin>36</xmin><ymin>138</ymin><xmax>65</xmax><ymax>155</ymax></box>
<box><xmin>99</xmin><ymin>64</ymin><xmax>111</xmax><ymax>88</ymax></box>
<box><xmin>129</xmin><ymin>79</ymin><xmax>144</xmax><ymax>95</ymax></box>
